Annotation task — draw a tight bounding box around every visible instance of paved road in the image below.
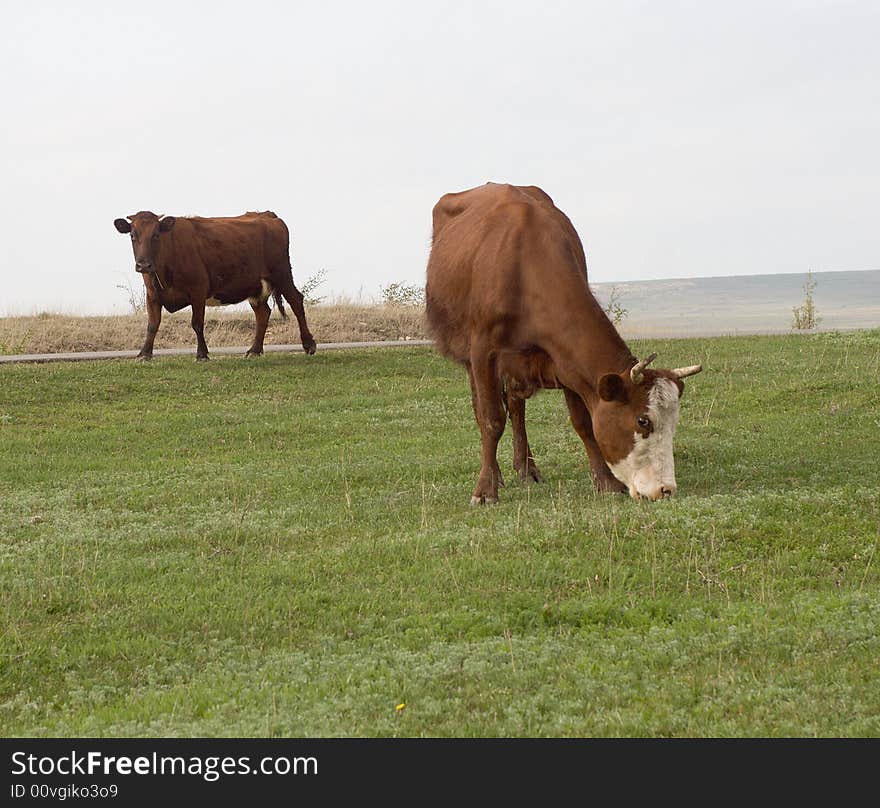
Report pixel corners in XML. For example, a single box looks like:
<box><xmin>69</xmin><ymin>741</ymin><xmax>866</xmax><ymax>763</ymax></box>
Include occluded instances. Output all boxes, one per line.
<box><xmin>0</xmin><ymin>340</ymin><xmax>433</xmax><ymax>365</ymax></box>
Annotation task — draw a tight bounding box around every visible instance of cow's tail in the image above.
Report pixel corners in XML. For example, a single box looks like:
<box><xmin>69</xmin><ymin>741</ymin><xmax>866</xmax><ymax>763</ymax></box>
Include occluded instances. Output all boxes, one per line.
<box><xmin>273</xmin><ymin>289</ymin><xmax>288</xmax><ymax>321</ymax></box>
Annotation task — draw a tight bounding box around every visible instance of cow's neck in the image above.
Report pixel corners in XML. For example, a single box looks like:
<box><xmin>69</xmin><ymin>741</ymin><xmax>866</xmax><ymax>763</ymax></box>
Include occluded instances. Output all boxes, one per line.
<box><xmin>154</xmin><ymin>235</ymin><xmax>173</xmax><ymax>289</ymax></box>
<box><xmin>552</xmin><ymin>292</ymin><xmax>636</xmax><ymax>409</ymax></box>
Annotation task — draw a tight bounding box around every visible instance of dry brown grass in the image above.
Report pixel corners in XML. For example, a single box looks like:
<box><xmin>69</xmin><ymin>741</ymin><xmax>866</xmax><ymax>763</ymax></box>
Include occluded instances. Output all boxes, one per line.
<box><xmin>0</xmin><ymin>304</ymin><xmax>428</xmax><ymax>355</ymax></box>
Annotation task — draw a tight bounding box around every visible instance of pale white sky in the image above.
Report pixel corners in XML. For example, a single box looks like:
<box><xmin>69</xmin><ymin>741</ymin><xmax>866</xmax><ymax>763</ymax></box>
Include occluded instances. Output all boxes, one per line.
<box><xmin>1</xmin><ymin>1</ymin><xmax>878</xmax><ymax>315</ymax></box>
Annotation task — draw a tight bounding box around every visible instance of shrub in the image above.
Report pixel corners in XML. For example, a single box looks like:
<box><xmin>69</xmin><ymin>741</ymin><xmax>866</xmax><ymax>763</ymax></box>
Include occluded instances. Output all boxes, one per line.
<box><xmin>300</xmin><ymin>269</ymin><xmax>328</xmax><ymax>306</ymax></box>
<box><xmin>791</xmin><ymin>271</ymin><xmax>821</xmax><ymax>330</ymax></box>
<box><xmin>116</xmin><ymin>276</ymin><xmax>146</xmax><ymax>314</ymax></box>
<box><xmin>603</xmin><ymin>285</ymin><xmax>628</xmax><ymax>326</ymax></box>
<box><xmin>591</xmin><ymin>285</ymin><xmax>628</xmax><ymax>325</ymax></box>
<box><xmin>380</xmin><ymin>282</ymin><xmax>425</xmax><ymax>306</ymax></box>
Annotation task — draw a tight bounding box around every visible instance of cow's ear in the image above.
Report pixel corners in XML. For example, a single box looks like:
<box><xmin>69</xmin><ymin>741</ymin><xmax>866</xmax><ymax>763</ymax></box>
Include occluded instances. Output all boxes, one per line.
<box><xmin>159</xmin><ymin>216</ymin><xmax>176</xmax><ymax>232</ymax></box>
<box><xmin>114</xmin><ymin>218</ymin><xmax>131</xmax><ymax>234</ymax></box>
<box><xmin>598</xmin><ymin>373</ymin><xmax>628</xmax><ymax>403</ymax></box>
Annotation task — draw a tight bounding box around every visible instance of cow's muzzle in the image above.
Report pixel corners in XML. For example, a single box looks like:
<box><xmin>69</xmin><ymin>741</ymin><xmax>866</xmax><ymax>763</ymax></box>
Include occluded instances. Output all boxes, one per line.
<box><xmin>631</xmin><ymin>483</ymin><xmax>676</xmax><ymax>501</ymax></box>
<box><xmin>135</xmin><ymin>260</ymin><xmax>155</xmax><ymax>274</ymax></box>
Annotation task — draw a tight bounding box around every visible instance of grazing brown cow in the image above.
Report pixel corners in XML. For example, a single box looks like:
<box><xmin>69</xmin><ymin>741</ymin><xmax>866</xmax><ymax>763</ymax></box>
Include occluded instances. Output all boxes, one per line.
<box><xmin>113</xmin><ymin>210</ymin><xmax>316</xmax><ymax>361</ymax></box>
<box><xmin>425</xmin><ymin>182</ymin><xmax>702</xmax><ymax>503</ymax></box>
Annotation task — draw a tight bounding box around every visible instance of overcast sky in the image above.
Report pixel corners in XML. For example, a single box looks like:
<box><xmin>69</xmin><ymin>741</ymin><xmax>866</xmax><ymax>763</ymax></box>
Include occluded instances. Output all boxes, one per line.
<box><xmin>1</xmin><ymin>1</ymin><xmax>878</xmax><ymax>315</ymax></box>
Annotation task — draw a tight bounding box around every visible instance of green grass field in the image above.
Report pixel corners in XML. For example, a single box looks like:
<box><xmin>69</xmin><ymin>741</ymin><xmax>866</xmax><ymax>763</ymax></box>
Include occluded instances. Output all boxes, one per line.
<box><xmin>2</xmin><ymin>331</ymin><xmax>879</xmax><ymax>737</ymax></box>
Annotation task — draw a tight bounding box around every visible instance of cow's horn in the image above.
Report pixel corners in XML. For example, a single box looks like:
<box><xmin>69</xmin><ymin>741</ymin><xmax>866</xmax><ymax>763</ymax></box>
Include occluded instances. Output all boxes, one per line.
<box><xmin>630</xmin><ymin>352</ymin><xmax>657</xmax><ymax>385</ymax></box>
<box><xmin>671</xmin><ymin>364</ymin><xmax>703</xmax><ymax>379</ymax></box>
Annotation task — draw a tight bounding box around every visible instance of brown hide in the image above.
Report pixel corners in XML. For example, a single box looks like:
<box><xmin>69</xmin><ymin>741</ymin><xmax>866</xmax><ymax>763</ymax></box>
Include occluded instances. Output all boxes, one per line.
<box><xmin>425</xmin><ymin>182</ymin><xmax>691</xmax><ymax>503</ymax></box>
<box><xmin>114</xmin><ymin>211</ymin><xmax>316</xmax><ymax>360</ymax></box>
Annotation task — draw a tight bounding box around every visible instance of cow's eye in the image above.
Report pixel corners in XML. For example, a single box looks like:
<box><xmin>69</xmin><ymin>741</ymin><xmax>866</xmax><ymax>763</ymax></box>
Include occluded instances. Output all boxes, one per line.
<box><xmin>637</xmin><ymin>415</ymin><xmax>651</xmax><ymax>430</ymax></box>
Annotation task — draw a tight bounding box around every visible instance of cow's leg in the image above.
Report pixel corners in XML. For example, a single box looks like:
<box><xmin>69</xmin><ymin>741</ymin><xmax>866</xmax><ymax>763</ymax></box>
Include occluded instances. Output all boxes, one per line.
<box><xmin>190</xmin><ymin>298</ymin><xmax>209</xmax><ymax>361</ymax></box>
<box><xmin>562</xmin><ymin>387</ymin><xmax>627</xmax><ymax>494</ymax></box>
<box><xmin>277</xmin><ymin>275</ymin><xmax>316</xmax><ymax>355</ymax></box>
<box><xmin>507</xmin><ymin>393</ymin><xmax>543</xmax><ymax>482</ymax></box>
<box><xmin>137</xmin><ymin>291</ymin><xmax>162</xmax><ymax>361</ymax></box>
<box><xmin>467</xmin><ymin>366</ymin><xmax>505</xmax><ymax>490</ymax></box>
<box><xmin>246</xmin><ymin>298</ymin><xmax>271</xmax><ymax>357</ymax></box>
<box><xmin>467</xmin><ymin>350</ymin><xmax>506</xmax><ymax>505</ymax></box>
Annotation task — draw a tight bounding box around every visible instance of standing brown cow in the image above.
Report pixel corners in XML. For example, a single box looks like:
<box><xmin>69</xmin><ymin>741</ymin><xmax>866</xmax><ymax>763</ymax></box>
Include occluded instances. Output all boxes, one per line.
<box><xmin>425</xmin><ymin>183</ymin><xmax>702</xmax><ymax>503</ymax></box>
<box><xmin>114</xmin><ymin>210</ymin><xmax>316</xmax><ymax>360</ymax></box>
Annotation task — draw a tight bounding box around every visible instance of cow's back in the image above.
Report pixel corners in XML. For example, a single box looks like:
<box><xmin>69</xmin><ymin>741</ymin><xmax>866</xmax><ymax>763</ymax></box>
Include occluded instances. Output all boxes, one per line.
<box><xmin>162</xmin><ymin>211</ymin><xmax>290</xmax><ymax>281</ymax></box>
<box><xmin>191</xmin><ymin>210</ymin><xmax>288</xmax><ymax>256</ymax></box>
<box><xmin>425</xmin><ymin>183</ymin><xmax>588</xmax><ymax>364</ymax></box>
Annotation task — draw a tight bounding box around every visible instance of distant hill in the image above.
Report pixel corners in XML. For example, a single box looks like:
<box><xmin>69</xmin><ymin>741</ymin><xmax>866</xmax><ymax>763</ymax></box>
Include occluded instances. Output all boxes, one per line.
<box><xmin>592</xmin><ymin>269</ymin><xmax>880</xmax><ymax>338</ymax></box>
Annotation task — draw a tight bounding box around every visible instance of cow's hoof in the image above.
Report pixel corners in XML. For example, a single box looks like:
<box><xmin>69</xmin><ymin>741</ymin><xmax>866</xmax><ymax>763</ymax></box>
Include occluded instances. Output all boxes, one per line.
<box><xmin>245</xmin><ymin>349</ymin><xmax>263</xmax><ymax>358</ymax></box>
<box><xmin>135</xmin><ymin>354</ymin><xmax>152</xmax><ymax>362</ymax></box>
<box><xmin>196</xmin><ymin>355</ymin><xmax>210</xmax><ymax>362</ymax></box>
<box><xmin>470</xmin><ymin>493</ymin><xmax>499</xmax><ymax>506</ymax></box>
<box><xmin>303</xmin><ymin>339</ymin><xmax>317</xmax><ymax>355</ymax></box>
<box><xmin>515</xmin><ymin>464</ymin><xmax>544</xmax><ymax>483</ymax></box>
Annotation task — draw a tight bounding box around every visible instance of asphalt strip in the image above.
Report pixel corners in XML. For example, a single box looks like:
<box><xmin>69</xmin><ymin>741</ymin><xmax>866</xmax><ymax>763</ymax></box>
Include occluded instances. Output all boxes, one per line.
<box><xmin>0</xmin><ymin>340</ymin><xmax>434</xmax><ymax>365</ymax></box>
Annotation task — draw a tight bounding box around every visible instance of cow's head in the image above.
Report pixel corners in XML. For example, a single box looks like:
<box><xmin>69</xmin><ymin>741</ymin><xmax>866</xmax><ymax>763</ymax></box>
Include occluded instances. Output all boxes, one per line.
<box><xmin>591</xmin><ymin>354</ymin><xmax>702</xmax><ymax>501</ymax></box>
<box><xmin>113</xmin><ymin>211</ymin><xmax>176</xmax><ymax>274</ymax></box>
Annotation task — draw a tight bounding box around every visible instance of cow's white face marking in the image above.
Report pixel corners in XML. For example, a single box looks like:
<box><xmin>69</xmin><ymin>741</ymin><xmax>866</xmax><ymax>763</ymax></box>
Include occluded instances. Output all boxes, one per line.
<box><xmin>608</xmin><ymin>378</ymin><xmax>680</xmax><ymax>500</ymax></box>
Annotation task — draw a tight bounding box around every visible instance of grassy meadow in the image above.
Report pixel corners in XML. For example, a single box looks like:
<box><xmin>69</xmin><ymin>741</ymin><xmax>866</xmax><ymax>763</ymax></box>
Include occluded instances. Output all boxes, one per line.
<box><xmin>1</xmin><ymin>330</ymin><xmax>879</xmax><ymax>736</ymax></box>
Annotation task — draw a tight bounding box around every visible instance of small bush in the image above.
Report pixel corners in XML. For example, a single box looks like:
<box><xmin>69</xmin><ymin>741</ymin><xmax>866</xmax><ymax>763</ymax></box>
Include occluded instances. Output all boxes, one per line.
<box><xmin>791</xmin><ymin>271</ymin><xmax>821</xmax><ymax>330</ymax></box>
<box><xmin>116</xmin><ymin>276</ymin><xmax>146</xmax><ymax>314</ymax></box>
<box><xmin>603</xmin><ymin>285</ymin><xmax>628</xmax><ymax>325</ymax></box>
<box><xmin>380</xmin><ymin>282</ymin><xmax>425</xmax><ymax>306</ymax></box>
<box><xmin>301</xmin><ymin>269</ymin><xmax>328</xmax><ymax>306</ymax></box>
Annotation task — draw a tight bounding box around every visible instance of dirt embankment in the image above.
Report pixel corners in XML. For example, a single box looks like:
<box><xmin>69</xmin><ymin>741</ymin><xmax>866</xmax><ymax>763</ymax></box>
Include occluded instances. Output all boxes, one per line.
<box><xmin>0</xmin><ymin>305</ymin><xmax>428</xmax><ymax>355</ymax></box>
